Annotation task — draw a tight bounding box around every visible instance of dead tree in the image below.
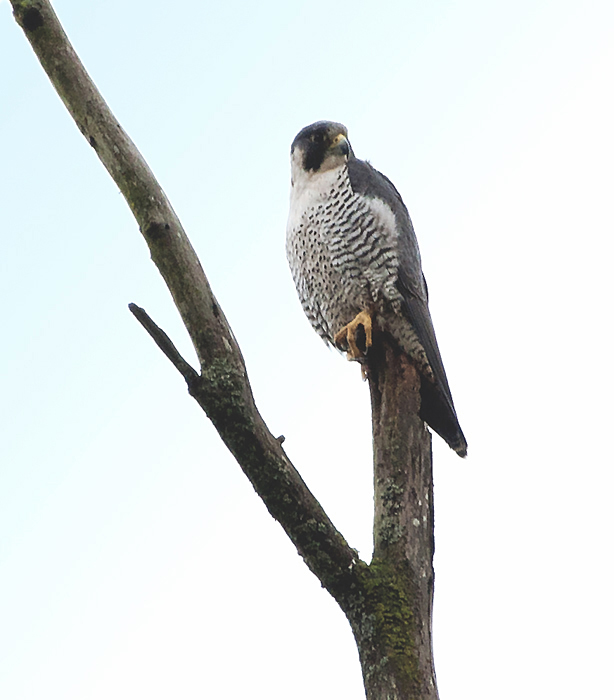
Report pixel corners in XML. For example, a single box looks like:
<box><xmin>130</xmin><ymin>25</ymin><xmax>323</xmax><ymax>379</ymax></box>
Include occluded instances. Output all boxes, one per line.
<box><xmin>10</xmin><ymin>2</ymin><xmax>439</xmax><ymax>697</ymax></box>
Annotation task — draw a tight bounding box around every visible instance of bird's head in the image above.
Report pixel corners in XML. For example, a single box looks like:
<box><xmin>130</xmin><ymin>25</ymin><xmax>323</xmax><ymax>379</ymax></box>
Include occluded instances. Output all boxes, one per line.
<box><xmin>290</xmin><ymin>121</ymin><xmax>352</xmax><ymax>184</ymax></box>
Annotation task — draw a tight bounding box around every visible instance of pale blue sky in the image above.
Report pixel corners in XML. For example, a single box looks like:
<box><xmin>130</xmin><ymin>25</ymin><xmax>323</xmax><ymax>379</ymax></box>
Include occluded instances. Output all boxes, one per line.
<box><xmin>1</xmin><ymin>1</ymin><xmax>613</xmax><ymax>698</ymax></box>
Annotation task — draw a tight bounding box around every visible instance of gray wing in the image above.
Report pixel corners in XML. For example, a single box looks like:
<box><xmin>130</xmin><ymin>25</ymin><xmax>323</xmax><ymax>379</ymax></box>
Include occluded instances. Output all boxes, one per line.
<box><xmin>347</xmin><ymin>157</ymin><xmax>467</xmax><ymax>456</ymax></box>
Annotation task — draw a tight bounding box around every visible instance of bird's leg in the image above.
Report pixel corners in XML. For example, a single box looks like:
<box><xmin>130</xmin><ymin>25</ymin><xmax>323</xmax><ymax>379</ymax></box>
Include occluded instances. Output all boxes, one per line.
<box><xmin>334</xmin><ymin>309</ymin><xmax>373</xmax><ymax>360</ymax></box>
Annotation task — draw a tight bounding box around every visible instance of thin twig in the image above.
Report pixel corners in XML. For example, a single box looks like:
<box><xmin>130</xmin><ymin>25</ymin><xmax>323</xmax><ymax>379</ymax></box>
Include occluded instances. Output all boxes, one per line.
<box><xmin>128</xmin><ymin>303</ymin><xmax>199</xmax><ymax>384</ymax></box>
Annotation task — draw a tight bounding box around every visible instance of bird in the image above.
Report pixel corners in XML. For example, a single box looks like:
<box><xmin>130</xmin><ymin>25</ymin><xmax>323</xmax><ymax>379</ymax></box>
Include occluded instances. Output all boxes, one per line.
<box><xmin>286</xmin><ymin>120</ymin><xmax>467</xmax><ymax>457</ymax></box>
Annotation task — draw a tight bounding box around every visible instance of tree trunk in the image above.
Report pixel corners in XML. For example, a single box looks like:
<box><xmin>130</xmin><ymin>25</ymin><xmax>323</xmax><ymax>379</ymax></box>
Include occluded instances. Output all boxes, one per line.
<box><xmin>345</xmin><ymin>335</ymin><xmax>438</xmax><ymax>699</ymax></box>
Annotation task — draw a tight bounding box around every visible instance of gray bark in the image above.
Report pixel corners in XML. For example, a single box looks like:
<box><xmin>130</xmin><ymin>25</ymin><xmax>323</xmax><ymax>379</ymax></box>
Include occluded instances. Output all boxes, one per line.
<box><xmin>360</xmin><ymin>336</ymin><xmax>438</xmax><ymax>699</ymax></box>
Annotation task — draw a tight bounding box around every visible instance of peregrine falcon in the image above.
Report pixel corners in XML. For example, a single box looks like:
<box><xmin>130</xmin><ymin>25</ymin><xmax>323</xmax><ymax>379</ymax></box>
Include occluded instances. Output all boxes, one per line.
<box><xmin>286</xmin><ymin>121</ymin><xmax>467</xmax><ymax>457</ymax></box>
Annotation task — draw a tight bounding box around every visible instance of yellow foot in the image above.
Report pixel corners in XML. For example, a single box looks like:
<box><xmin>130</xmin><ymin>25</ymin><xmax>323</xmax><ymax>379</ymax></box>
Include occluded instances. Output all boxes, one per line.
<box><xmin>334</xmin><ymin>310</ymin><xmax>373</xmax><ymax>360</ymax></box>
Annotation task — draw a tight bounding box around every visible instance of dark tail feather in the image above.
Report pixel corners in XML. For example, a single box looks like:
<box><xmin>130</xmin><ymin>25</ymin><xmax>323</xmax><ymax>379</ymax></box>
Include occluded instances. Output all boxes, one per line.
<box><xmin>419</xmin><ymin>380</ymin><xmax>467</xmax><ymax>457</ymax></box>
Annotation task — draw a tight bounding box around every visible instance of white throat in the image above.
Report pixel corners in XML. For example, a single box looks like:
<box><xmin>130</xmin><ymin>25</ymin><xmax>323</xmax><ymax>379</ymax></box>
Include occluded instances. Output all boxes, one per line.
<box><xmin>289</xmin><ymin>149</ymin><xmax>348</xmax><ymax>212</ymax></box>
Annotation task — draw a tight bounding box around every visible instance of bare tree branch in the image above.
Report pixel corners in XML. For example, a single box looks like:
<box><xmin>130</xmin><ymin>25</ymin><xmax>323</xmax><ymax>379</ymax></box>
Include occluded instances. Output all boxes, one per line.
<box><xmin>9</xmin><ymin>0</ymin><xmax>360</xmax><ymax>603</ymax></box>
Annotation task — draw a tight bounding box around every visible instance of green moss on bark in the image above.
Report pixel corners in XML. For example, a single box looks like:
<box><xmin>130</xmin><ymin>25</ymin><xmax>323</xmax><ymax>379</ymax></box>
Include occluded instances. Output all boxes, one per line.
<box><xmin>344</xmin><ymin>559</ymin><xmax>421</xmax><ymax>699</ymax></box>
